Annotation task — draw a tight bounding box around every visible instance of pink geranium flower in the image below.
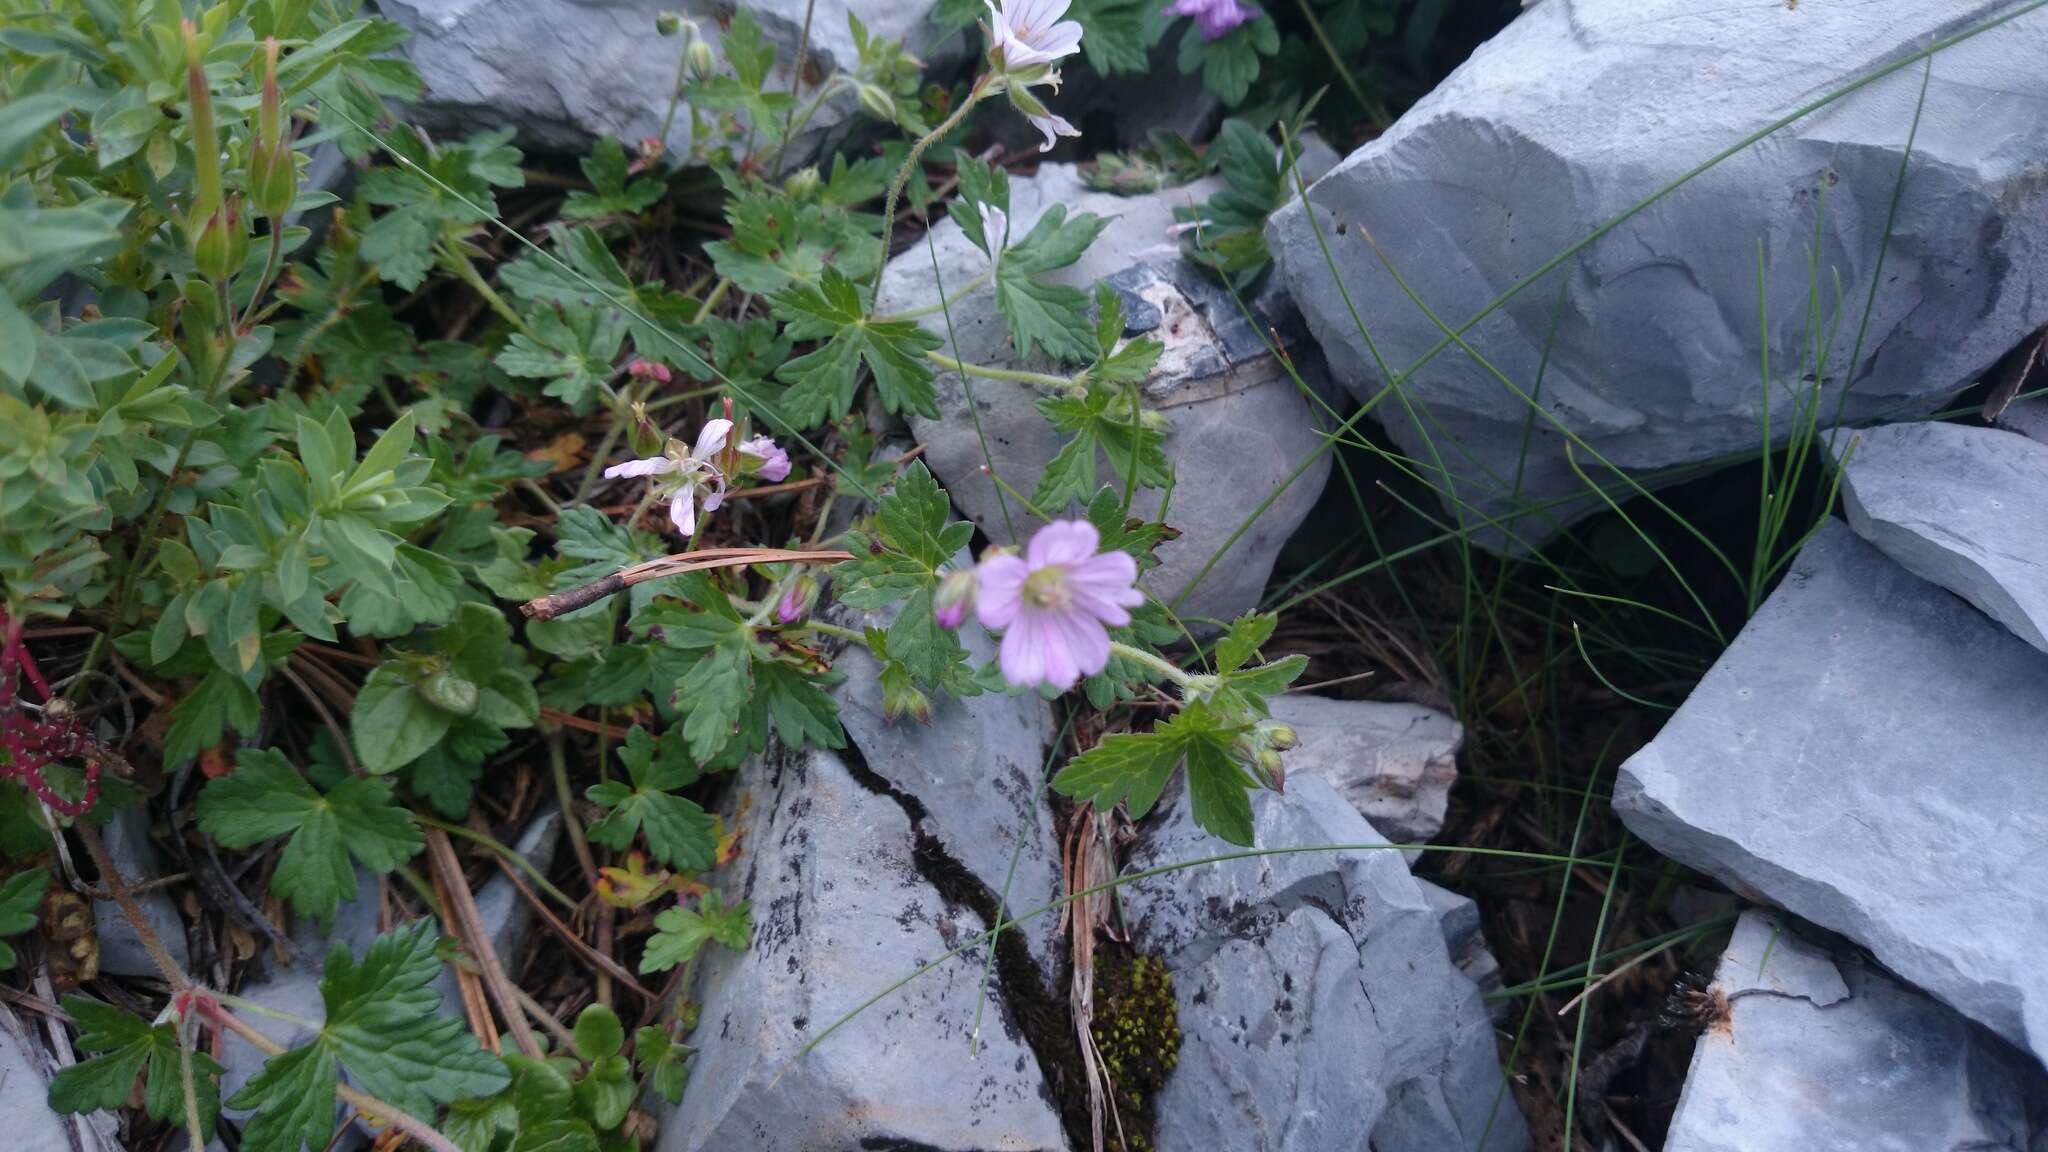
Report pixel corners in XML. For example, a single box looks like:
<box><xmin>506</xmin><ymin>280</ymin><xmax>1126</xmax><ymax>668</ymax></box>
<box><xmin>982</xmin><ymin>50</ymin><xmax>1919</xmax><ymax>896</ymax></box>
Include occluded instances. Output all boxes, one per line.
<box><xmin>976</xmin><ymin>520</ymin><xmax>1144</xmax><ymax>691</ymax></box>
<box><xmin>1164</xmin><ymin>0</ymin><xmax>1257</xmax><ymax>41</ymax></box>
<box><xmin>603</xmin><ymin>418</ymin><xmax>732</xmax><ymax>536</ymax></box>
<box><xmin>739</xmin><ymin>435</ymin><xmax>791</xmax><ymax>482</ymax></box>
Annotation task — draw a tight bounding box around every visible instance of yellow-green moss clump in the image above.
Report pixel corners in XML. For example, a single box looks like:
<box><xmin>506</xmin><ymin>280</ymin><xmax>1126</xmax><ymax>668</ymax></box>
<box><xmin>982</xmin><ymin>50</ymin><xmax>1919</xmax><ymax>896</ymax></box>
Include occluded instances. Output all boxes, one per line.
<box><xmin>1091</xmin><ymin>950</ymin><xmax>1182</xmax><ymax>1152</ymax></box>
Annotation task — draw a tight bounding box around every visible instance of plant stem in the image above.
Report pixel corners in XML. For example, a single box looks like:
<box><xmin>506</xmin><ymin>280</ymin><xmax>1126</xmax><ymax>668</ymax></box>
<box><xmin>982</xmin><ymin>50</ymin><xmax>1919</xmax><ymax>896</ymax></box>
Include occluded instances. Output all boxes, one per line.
<box><xmin>925</xmin><ymin>351</ymin><xmax>1073</xmax><ymax>389</ymax></box>
<box><xmin>875</xmin><ymin>266</ymin><xmax>992</xmax><ymax>321</ymax></box>
<box><xmin>1107</xmin><ymin>641</ymin><xmax>1209</xmax><ymax>691</ymax></box>
<box><xmin>76</xmin><ymin>822</ymin><xmax>190</xmax><ymax>987</ymax></box>
<box><xmin>414</xmin><ymin>813</ymin><xmax>580</xmax><ymax>911</ymax></box>
<box><xmin>548</xmin><ymin>729</ymin><xmax>600</xmax><ymax>888</ymax></box>
<box><xmin>802</xmin><ymin>619</ymin><xmax>867</xmax><ymax>644</ymax></box>
<box><xmin>237</xmin><ymin>227</ymin><xmax>286</xmax><ymax>334</ymax></box>
<box><xmin>437</xmin><ymin>241</ymin><xmax>533</xmax><ymax>338</ymax></box>
<box><xmin>773</xmin><ymin>0</ymin><xmax>819</xmax><ymax>174</ymax></box>
<box><xmin>871</xmin><ymin>80</ymin><xmax>988</xmax><ymax>301</ymax></box>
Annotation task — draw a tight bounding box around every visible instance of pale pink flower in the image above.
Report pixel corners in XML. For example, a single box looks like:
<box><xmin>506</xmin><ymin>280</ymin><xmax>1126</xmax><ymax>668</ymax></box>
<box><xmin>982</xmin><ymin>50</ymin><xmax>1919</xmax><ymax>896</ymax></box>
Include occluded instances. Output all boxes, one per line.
<box><xmin>1164</xmin><ymin>0</ymin><xmax>1257</xmax><ymax>40</ymax></box>
<box><xmin>602</xmin><ymin>418</ymin><xmax>731</xmax><ymax>536</ymax></box>
<box><xmin>977</xmin><ymin>201</ymin><xmax>1008</xmax><ymax>270</ymax></box>
<box><xmin>738</xmin><ymin>435</ymin><xmax>791</xmax><ymax>482</ymax></box>
<box><xmin>1023</xmin><ymin>110</ymin><xmax>1080</xmax><ymax>153</ymax></box>
<box><xmin>934</xmin><ymin>568</ymin><xmax>979</xmax><ymax>630</ymax></box>
<box><xmin>985</xmin><ymin>0</ymin><xmax>1083</xmax><ymax>71</ymax></box>
<box><xmin>976</xmin><ymin>520</ymin><xmax>1143</xmax><ymax>691</ymax></box>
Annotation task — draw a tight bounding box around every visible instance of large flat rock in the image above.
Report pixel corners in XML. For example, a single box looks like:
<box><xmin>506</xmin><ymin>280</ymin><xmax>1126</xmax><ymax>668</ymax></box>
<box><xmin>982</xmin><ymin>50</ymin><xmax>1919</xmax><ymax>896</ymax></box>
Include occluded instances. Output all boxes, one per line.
<box><xmin>1615</xmin><ymin>519</ymin><xmax>2048</xmax><ymax>1064</ymax></box>
<box><xmin>378</xmin><ymin>0</ymin><xmax>943</xmax><ymax>166</ymax></box>
<box><xmin>1125</xmin><ymin>776</ymin><xmax>1528</xmax><ymax>1152</ymax></box>
<box><xmin>877</xmin><ymin>163</ymin><xmax>1334</xmax><ymax>625</ymax></box>
<box><xmin>1838</xmin><ymin>420</ymin><xmax>2048</xmax><ymax>653</ymax></box>
<box><xmin>1269</xmin><ymin>0</ymin><xmax>2048</xmax><ymax>548</ymax></box>
<box><xmin>1664</xmin><ymin>909</ymin><xmax>2048</xmax><ymax>1152</ymax></box>
<box><xmin>664</xmin><ymin>743</ymin><xmax>1068</xmax><ymax>1151</ymax></box>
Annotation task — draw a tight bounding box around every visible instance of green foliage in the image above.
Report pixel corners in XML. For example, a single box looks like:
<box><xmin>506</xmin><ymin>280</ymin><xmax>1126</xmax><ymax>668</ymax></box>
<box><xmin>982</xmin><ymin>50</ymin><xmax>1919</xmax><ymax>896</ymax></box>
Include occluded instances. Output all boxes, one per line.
<box><xmin>350</xmin><ymin>604</ymin><xmax>539</xmax><ymax>775</ymax></box>
<box><xmin>0</xmin><ymin>868</ymin><xmax>47</xmax><ymax>967</ymax></box>
<box><xmin>562</xmin><ymin>137</ymin><xmax>665</xmax><ymax>220</ymax></box>
<box><xmin>49</xmin><ymin>996</ymin><xmax>225</xmax><ymax>1139</ymax></box>
<box><xmin>639</xmin><ymin>890</ymin><xmax>751</xmax><ymax>974</ymax></box>
<box><xmin>229</xmin><ymin>921</ymin><xmax>510</xmax><ymax>1152</ymax></box>
<box><xmin>994</xmin><ymin>204</ymin><xmax>1112</xmax><ymax>364</ymax></box>
<box><xmin>197</xmin><ymin>748</ymin><xmax>422</xmax><ymax>922</ymax></box>
<box><xmin>1034</xmin><ymin>286</ymin><xmax>1169</xmax><ymax>510</ymax></box>
<box><xmin>1175</xmin><ymin>118</ymin><xmax>1300</xmax><ymax>287</ymax></box>
<box><xmin>1176</xmin><ymin>15</ymin><xmax>1281</xmax><ymax>106</ymax></box>
<box><xmin>586</xmin><ymin>726</ymin><xmax>716</xmax><ymax>870</ymax></box>
<box><xmin>772</xmin><ymin>268</ymin><xmax>942</xmax><ymax>422</ymax></box>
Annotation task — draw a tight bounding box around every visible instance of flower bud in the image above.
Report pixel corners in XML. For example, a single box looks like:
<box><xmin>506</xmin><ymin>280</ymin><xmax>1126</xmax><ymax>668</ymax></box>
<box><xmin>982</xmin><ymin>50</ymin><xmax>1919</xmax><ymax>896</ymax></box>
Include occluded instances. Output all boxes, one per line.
<box><xmin>628</xmin><ymin>401</ymin><xmax>665</xmax><ymax>458</ymax></box>
<box><xmin>1258</xmin><ymin>721</ymin><xmax>1297</xmax><ymax>752</ymax></box>
<box><xmin>783</xmin><ymin>165</ymin><xmax>820</xmax><ymax>201</ymax></box>
<box><xmin>628</xmin><ymin>358</ymin><xmax>672</xmax><ymax>384</ymax></box>
<box><xmin>776</xmin><ymin>576</ymin><xmax>818</xmax><ymax>625</ymax></box>
<box><xmin>191</xmin><ymin>198</ymin><xmax>249</xmax><ymax>282</ymax></box>
<box><xmin>655</xmin><ymin>10</ymin><xmax>683</xmax><ymax>35</ymax></box>
<box><xmin>1256</xmin><ymin>747</ymin><xmax>1286</xmax><ymax>792</ymax></box>
<box><xmin>934</xmin><ymin>568</ymin><xmax>978</xmax><ymax>630</ymax></box>
<box><xmin>685</xmin><ymin>36</ymin><xmax>716</xmax><ymax>82</ymax></box>
<box><xmin>855</xmin><ymin>83</ymin><xmax>896</xmax><ymax>123</ymax></box>
<box><xmin>182</xmin><ymin>21</ymin><xmax>224</xmax><ymax>236</ymax></box>
<box><xmin>246</xmin><ymin>40</ymin><xmax>297</xmax><ymax>220</ymax></box>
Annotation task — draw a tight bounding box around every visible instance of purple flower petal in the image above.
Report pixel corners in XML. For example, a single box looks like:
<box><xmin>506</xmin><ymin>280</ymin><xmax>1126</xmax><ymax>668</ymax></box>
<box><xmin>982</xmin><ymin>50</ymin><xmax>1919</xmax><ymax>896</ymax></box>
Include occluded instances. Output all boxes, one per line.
<box><xmin>976</xmin><ymin>554</ymin><xmax>1030</xmax><ymax>629</ymax></box>
<box><xmin>1026</xmin><ymin>519</ymin><xmax>1100</xmax><ymax>568</ymax></box>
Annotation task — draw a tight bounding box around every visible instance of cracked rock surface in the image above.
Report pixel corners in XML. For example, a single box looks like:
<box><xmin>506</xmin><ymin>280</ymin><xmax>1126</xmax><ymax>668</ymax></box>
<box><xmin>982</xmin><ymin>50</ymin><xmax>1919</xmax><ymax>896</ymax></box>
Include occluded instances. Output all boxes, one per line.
<box><xmin>876</xmin><ymin>163</ymin><xmax>1334</xmax><ymax>625</ymax></box>
<box><xmin>376</xmin><ymin>0</ymin><xmax>946</xmax><ymax>166</ymax></box>
<box><xmin>1269</xmin><ymin>0</ymin><xmax>2048</xmax><ymax>549</ymax></box>
<box><xmin>1264</xmin><ymin>693</ymin><xmax>1462</xmax><ymax>853</ymax></box>
<box><xmin>1836</xmin><ymin>421</ymin><xmax>2048</xmax><ymax>654</ymax></box>
<box><xmin>1664</xmin><ymin>909</ymin><xmax>2048</xmax><ymax>1152</ymax></box>
<box><xmin>835</xmin><ymin>606</ymin><xmax>1066</xmax><ymax>986</ymax></box>
<box><xmin>661</xmin><ymin>742</ymin><xmax>1068</xmax><ymax>1152</ymax></box>
<box><xmin>1616</xmin><ymin>519</ymin><xmax>2048</xmax><ymax>1065</ymax></box>
<box><xmin>1124</xmin><ymin>775</ymin><xmax>1529</xmax><ymax>1152</ymax></box>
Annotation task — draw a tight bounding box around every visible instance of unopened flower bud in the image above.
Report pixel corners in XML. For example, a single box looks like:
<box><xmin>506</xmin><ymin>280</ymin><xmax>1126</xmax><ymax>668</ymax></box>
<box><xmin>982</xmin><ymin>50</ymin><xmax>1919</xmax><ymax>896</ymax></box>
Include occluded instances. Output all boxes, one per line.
<box><xmin>855</xmin><ymin>82</ymin><xmax>896</xmax><ymax>123</ymax></box>
<box><xmin>192</xmin><ymin>198</ymin><xmax>249</xmax><ymax>282</ymax></box>
<box><xmin>655</xmin><ymin>10</ymin><xmax>683</xmax><ymax>35</ymax></box>
<box><xmin>783</xmin><ymin>165</ymin><xmax>820</xmax><ymax>201</ymax></box>
<box><xmin>934</xmin><ymin>568</ymin><xmax>978</xmax><ymax>630</ymax></box>
<box><xmin>246</xmin><ymin>40</ymin><xmax>297</xmax><ymax>220</ymax></box>
<box><xmin>628</xmin><ymin>400</ymin><xmax>664</xmax><ymax>457</ymax></box>
<box><xmin>1138</xmin><ymin>408</ymin><xmax>1169</xmax><ymax>433</ymax></box>
<box><xmin>1256</xmin><ymin>746</ymin><xmax>1286</xmax><ymax>792</ymax></box>
<box><xmin>776</xmin><ymin>576</ymin><xmax>818</xmax><ymax>625</ymax></box>
<box><xmin>628</xmin><ymin>358</ymin><xmax>672</xmax><ymax>384</ymax></box>
<box><xmin>1258</xmin><ymin>721</ymin><xmax>1297</xmax><ymax>752</ymax></box>
<box><xmin>685</xmin><ymin>36</ymin><xmax>716</xmax><ymax>82</ymax></box>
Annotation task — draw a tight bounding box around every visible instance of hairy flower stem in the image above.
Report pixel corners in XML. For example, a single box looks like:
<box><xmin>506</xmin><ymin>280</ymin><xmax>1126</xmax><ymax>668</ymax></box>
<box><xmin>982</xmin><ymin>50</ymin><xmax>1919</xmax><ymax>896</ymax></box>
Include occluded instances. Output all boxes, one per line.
<box><xmin>925</xmin><ymin>351</ymin><xmax>1075</xmax><ymax>389</ymax></box>
<box><xmin>77</xmin><ymin>822</ymin><xmax>191</xmax><ymax>987</ymax></box>
<box><xmin>871</xmin><ymin>79</ymin><xmax>989</xmax><ymax>301</ymax></box>
<box><xmin>437</xmin><ymin>241</ymin><xmax>534</xmax><ymax>338</ymax></box>
<box><xmin>547</xmin><ymin>729</ymin><xmax>600</xmax><ymax>889</ymax></box>
<box><xmin>1107</xmin><ymin>641</ymin><xmax>1212</xmax><ymax>692</ymax></box>
<box><xmin>236</xmin><ymin>227</ymin><xmax>286</xmax><ymax>334</ymax></box>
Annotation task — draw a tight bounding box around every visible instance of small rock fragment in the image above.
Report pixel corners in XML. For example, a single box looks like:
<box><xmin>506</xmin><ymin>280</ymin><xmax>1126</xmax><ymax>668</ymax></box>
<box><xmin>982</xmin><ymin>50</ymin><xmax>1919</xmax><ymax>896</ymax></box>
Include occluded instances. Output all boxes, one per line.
<box><xmin>1664</xmin><ymin>910</ymin><xmax>2048</xmax><ymax>1152</ymax></box>
<box><xmin>1265</xmin><ymin>693</ymin><xmax>1462</xmax><ymax>853</ymax></box>
<box><xmin>1836</xmin><ymin>421</ymin><xmax>2048</xmax><ymax>653</ymax></box>
<box><xmin>91</xmin><ymin>805</ymin><xmax>189</xmax><ymax>979</ymax></box>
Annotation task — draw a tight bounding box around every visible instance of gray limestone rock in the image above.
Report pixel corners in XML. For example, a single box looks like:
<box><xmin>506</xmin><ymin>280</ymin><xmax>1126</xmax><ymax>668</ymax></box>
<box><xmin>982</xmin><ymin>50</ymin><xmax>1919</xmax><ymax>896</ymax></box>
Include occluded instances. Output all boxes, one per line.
<box><xmin>1420</xmin><ymin>880</ymin><xmax>1504</xmax><ymax>1005</ymax></box>
<box><xmin>1269</xmin><ymin>0</ymin><xmax>2048</xmax><ymax>549</ymax></box>
<box><xmin>92</xmin><ymin>805</ymin><xmax>189</xmax><ymax>978</ymax></box>
<box><xmin>1615</xmin><ymin>519</ymin><xmax>2048</xmax><ymax>1065</ymax></box>
<box><xmin>835</xmin><ymin>603</ymin><xmax>1065</xmax><ymax>984</ymax></box>
<box><xmin>876</xmin><ymin>163</ymin><xmax>1334</xmax><ymax>626</ymax></box>
<box><xmin>1999</xmin><ymin>395</ymin><xmax>2048</xmax><ymax>444</ymax></box>
<box><xmin>1125</xmin><ymin>776</ymin><xmax>1529</xmax><ymax>1152</ymax></box>
<box><xmin>1838</xmin><ymin>421</ymin><xmax>2048</xmax><ymax>653</ymax></box>
<box><xmin>661</xmin><ymin>743</ymin><xmax>1068</xmax><ymax>1152</ymax></box>
<box><xmin>1264</xmin><ymin>693</ymin><xmax>1462</xmax><ymax>853</ymax></box>
<box><xmin>1664</xmin><ymin>909</ymin><xmax>2048</xmax><ymax>1152</ymax></box>
<box><xmin>1</xmin><ymin>1006</ymin><xmax>75</xmax><ymax>1152</ymax></box>
<box><xmin>376</xmin><ymin>0</ymin><xmax>944</xmax><ymax>165</ymax></box>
